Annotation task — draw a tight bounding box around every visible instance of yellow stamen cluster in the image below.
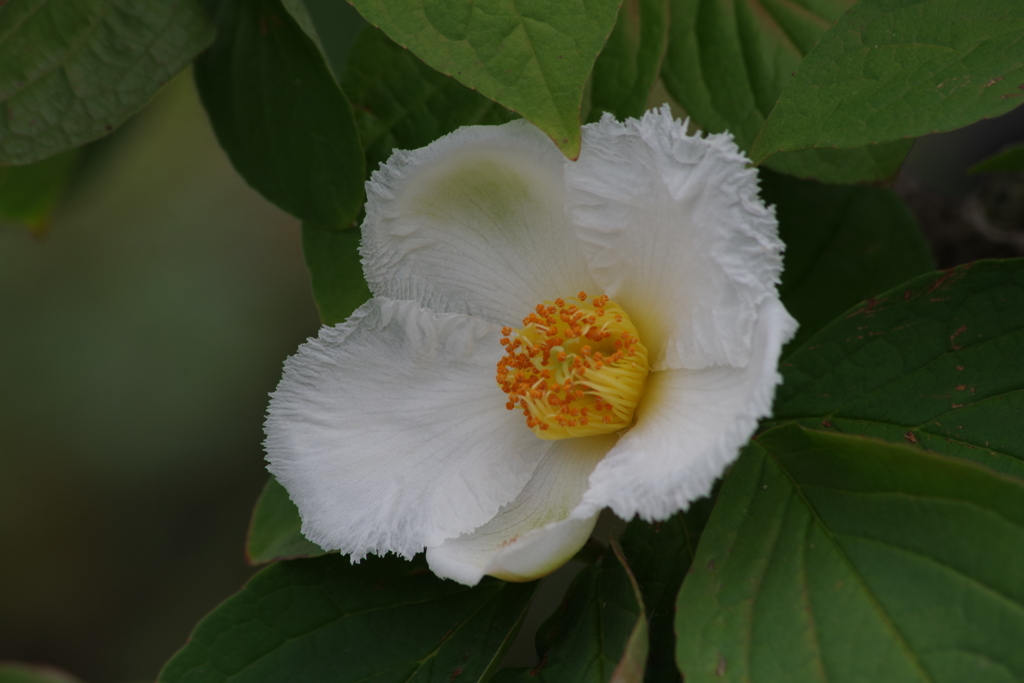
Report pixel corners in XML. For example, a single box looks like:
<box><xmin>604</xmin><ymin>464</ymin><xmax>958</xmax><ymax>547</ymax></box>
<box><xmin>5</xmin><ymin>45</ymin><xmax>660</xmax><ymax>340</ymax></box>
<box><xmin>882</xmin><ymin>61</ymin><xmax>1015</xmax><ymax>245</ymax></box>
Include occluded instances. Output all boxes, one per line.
<box><xmin>496</xmin><ymin>292</ymin><xmax>650</xmax><ymax>440</ymax></box>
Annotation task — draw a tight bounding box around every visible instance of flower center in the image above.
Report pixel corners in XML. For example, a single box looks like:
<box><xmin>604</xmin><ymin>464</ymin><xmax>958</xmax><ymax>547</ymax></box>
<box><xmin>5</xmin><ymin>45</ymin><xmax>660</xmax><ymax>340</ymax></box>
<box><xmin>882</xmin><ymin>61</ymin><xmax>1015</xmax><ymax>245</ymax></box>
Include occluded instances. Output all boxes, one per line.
<box><xmin>496</xmin><ymin>292</ymin><xmax>650</xmax><ymax>440</ymax></box>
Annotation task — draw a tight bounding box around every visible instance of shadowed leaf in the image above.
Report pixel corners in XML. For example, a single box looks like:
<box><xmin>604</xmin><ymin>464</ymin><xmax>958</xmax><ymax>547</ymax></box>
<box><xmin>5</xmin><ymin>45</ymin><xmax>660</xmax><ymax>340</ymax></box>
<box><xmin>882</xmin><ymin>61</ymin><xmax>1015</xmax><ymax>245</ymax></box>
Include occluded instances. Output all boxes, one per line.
<box><xmin>494</xmin><ymin>541</ymin><xmax>648</xmax><ymax>683</ymax></box>
<box><xmin>194</xmin><ymin>0</ymin><xmax>364</xmax><ymax>229</ymax></box>
<box><xmin>970</xmin><ymin>142</ymin><xmax>1024</xmax><ymax>173</ymax></box>
<box><xmin>0</xmin><ymin>0</ymin><xmax>214</xmax><ymax>165</ymax></box>
<box><xmin>160</xmin><ymin>554</ymin><xmax>536</xmax><ymax>683</ymax></box>
<box><xmin>660</xmin><ymin>0</ymin><xmax>912</xmax><ymax>183</ymax></box>
<box><xmin>767</xmin><ymin>168</ymin><xmax>935</xmax><ymax>351</ymax></box>
<box><xmin>341</xmin><ymin>26</ymin><xmax>512</xmax><ymax>180</ymax></box>
<box><xmin>587</xmin><ymin>0</ymin><xmax>669</xmax><ymax>124</ymax></box>
<box><xmin>676</xmin><ymin>425</ymin><xmax>1024</xmax><ymax>682</ymax></box>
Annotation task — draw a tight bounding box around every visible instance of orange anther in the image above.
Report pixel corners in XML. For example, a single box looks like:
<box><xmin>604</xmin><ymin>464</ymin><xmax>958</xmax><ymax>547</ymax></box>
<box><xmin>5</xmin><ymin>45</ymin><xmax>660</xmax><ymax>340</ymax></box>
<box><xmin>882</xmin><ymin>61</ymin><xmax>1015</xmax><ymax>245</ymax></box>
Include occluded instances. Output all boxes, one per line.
<box><xmin>497</xmin><ymin>292</ymin><xmax>647</xmax><ymax>440</ymax></box>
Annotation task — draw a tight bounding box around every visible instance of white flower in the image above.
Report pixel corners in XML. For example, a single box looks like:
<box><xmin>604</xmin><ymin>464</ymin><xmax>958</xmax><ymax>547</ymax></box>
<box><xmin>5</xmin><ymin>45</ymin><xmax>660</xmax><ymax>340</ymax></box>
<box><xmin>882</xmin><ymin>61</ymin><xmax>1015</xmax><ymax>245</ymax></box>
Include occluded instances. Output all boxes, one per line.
<box><xmin>265</xmin><ymin>106</ymin><xmax>797</xmax><ymax>586</ymax></box>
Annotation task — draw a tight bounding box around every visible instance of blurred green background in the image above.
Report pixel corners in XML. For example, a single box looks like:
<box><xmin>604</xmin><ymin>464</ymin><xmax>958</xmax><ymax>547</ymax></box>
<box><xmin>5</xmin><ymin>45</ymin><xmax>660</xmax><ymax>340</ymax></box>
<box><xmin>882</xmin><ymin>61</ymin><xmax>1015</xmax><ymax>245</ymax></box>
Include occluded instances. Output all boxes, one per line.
<box><xmin>0</xmin><ymin>3</ymin><xmax>370</xmax><ymax>680</ymax></box>
<box><xmin>0</xmin><ymin>73</ymin><xmax>321</xmax><ymax>682</ymax></box>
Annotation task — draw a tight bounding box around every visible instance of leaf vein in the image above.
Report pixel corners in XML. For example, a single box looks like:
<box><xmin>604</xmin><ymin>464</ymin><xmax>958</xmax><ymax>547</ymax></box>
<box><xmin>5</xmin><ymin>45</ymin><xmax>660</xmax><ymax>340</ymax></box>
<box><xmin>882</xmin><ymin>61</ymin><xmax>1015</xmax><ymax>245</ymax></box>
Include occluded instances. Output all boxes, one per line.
<box><xmin>766</xmin><ymin>448</ymin><xmax>937</xmax><ymax>683</ymax></box>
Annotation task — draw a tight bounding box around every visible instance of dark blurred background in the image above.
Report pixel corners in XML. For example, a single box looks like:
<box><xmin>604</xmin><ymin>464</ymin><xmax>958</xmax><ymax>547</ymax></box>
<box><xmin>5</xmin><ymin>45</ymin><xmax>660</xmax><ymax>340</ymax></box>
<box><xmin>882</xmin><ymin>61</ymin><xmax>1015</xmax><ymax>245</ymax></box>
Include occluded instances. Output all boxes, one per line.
<box><xmin>1</xmin><ymin>2</ymin><xmax>1022</xmax><ymax>680</ymax></box>
<box><xmin>0</xmin><ymin>73</ymin><xmax>320</xmax><ymax>682</ymax></box>
<box><xmin>1</xmin><ymin>3</ymin><xmax>365</xmax><ymax>680</ymax></box>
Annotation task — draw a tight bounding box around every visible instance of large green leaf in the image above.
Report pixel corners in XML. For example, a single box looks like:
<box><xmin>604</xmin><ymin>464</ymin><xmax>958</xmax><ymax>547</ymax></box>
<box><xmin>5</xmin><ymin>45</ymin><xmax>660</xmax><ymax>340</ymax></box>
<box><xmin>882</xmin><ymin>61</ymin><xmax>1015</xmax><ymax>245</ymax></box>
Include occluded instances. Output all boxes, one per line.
<box><xmin>160</xmin><ymin>554</ymin><xmax>536</xmax><ymax>683</ymax></box>
<box><xmin>194</xmin><ymin>0</ymin><xmax>364</xmax><ymax>229</ymax></box>
<box><xmin>770</xmin><ymin>259</ymin><xmax>1024</xmax><ymax>480</ymax></box>
<box><xmin>495</xmin><ymin>542</ymin><xmax>647</xmax><ymax>683</ymax></box>
<box><xmin>750</xmin><ymin>0</ymin><xmax>1024</xmax><ymax>166</ymax></box>
<box><xmin>0</xmin><ymin>0</ymin><xmax>214</xmax><ymax>165</ymax></box>
<box><xmin>341</xmin><ymin>26</ymin><xmax>511</xmax><ymax>180</ymax></box>
<box><xmin>0</xmin><ymin>663</ymin><xmax>80</xmax><ymax>683</ymax></box>
<box><xmin>587</xmin><ymin>0</ymin><xmax>668</xmax><ymax>124</ymax></box>
<box><xmin>619</xmin><ymin>502</ymin><xmax>712</xmax><ymax>683</ymax></box>
<box><xmin>347</xmin><ymin>0</ymin><xmax>621</xmax><ymax>159</ymax></box>
<box><xmin>765</xmin><ymin>168</ymin><xmax>935</xmax><ymax>351</ymax></box>
<box><xmin>676</xmin><ymin>425</ymin><xmax>1024</xmax><ymax>683</ymax></box>
<box><xmin>246</xmin><ymin>477</ymin><xmax>324</xmax><ymax>565</ymax></box>
<box><xmin>0</xmin><ymin>147</ymin><xmax>78</xmax><ymax>234</ymax></box>
<box><xmin>660</xmin><ymin>0</ymin><xmax>913</xmax><ymax>184</ymax></box>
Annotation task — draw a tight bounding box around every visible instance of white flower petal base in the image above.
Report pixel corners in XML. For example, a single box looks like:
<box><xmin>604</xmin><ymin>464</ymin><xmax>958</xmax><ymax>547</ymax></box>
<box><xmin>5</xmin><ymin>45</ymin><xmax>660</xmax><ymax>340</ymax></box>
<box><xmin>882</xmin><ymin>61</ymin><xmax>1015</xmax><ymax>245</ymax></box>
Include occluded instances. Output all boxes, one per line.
<box><xmin>361</xmin><ymin>119</ymin><xmax>598</xmax><ymax>327</ymax></box>
<box><xmin>266</xmin><ymin>298</ymin><xmax>549</xmax><ymax>562</ymax></box>
<box><xmin>566</xmin><ymin>107</ymin><xmax>784</xmax><ymax>372</ymax></box>
<box><xmin>426</xmin><ymin>435</ymin><xmax>614</xmax><ymax>585</ymax></box>
<box><xmin>579</xmin><ymin>297</ymin><xmax>798</xmax><ymax>522</ymax></box>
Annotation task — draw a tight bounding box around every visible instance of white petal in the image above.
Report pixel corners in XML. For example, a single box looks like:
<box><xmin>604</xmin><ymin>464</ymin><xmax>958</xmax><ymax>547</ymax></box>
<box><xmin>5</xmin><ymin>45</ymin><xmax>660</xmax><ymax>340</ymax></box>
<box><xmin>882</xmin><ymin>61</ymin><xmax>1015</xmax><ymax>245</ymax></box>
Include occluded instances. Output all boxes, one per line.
<box><xmin>361</xmin><ymin>120</ymin><xmax>598</xmax><ymax>326</ymax></box>
<box><xmin>579</xmin><ymin>297</ymin><xmax>797</xmax><ymax>521</ymax></box>
<box><xmin>265</xmin><ymin>298</ymin><xmax>551</xmax><ymax>560</ymax></box>
<box><xmin>565</xmin><ymin>106</ymin><xmax>784</xmax><ymax>371</ymax></box>
<box><xmin>425</xmin><ymin>435</ymin><xmax>614</xmax><ymax>586</ymax></box>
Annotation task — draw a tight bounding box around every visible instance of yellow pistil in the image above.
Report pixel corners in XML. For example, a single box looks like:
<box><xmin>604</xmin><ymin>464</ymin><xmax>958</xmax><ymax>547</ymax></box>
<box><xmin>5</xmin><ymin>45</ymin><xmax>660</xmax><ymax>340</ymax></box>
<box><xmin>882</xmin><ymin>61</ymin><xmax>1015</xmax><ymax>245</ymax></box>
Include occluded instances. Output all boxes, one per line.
<box><xmin>496</xmin><ymin>292</ymin><xmax>650</xmax><ymax>440</ymax></box>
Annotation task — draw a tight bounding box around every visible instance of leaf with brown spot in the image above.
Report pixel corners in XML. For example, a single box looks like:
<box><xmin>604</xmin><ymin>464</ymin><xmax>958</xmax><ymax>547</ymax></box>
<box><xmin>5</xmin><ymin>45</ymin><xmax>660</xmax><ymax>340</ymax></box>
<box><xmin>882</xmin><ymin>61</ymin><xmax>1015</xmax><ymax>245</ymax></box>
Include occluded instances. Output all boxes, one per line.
<box><xmin>751</xmin><ymin>0</ymin><xmax>1024</xmax><ymax>168</ymax></box>
<box><xmin>768</xmin><ymin>260</ymin><xmax>1024</xmax><ymax>481</ymax></box>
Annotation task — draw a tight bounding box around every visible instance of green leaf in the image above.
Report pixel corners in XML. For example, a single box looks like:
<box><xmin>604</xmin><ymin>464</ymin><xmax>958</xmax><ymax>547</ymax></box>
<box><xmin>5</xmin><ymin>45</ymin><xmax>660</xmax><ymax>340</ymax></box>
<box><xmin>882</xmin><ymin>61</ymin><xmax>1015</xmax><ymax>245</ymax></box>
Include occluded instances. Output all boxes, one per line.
<box><xmin>750</xmin><ymin>0</ymin><xmax>1024</xmax><ymax>166</ymax></box>
<box><xmin>770</xmin><ymin>259</ymin><xmax>1024</xmax><ymax>480</ymax></box>
<box><xmin>660</xmin><ymin>0</ymin><xmax>912</xmax><ymax>184</ymax></box>
<box><xmin>301</xmin><ymin>224</ymin><xmax>371</xmax><ymax>325</ymax></box>
<box><xmin>619</xmin><ymin>502</ymin><xmax>713</xmax><ymax>683</ymax></box>
<box><xmin>159</xmin><ymin>554</ymin><xmax>536</xmax><ymax>683</ymax></box>
<box><xmin>765</xmin><ymin>168</ymin><xmax>935</xmax><ymax>351</ymax></box>
<box><xmin>587</xmin><ymin>0</ymin><xmax>669</xmax><ymax>124</ymax></box>
<box><xmin>280</xmin><ymin>0</ymin><xmax>329</xmax><ymax>52</ymax></box>
<box><xmin>0</xmin><ymin>663</ymin><xmax>80</xmax><ymax>683</ymax></box>
<box><xmin>246</xmin><ymin>477</ymin><xmax>324</xmax><ymax>565</ymax></box>
<box><xmin>761</xmin><ymin>140</ymin><xmax>915</xmax><ymax>185</ymax></box>
<box><xmin>194</xmin><ymin>0</ymin><xmax>364</xmax><ymax>229</ymax></box>
<box><xmin>0</xmin><ymin>148</ymin><xmax>79</xmax><ymax>234</ymax></box>
<box><xmin>0</xmin><ymin>0</ymin><xmax>214</xmax><ymax>165</ymax></box>
<box><xmin>341</xmin><ymin>26</ymin><xmax>511</xmax><ymax>180</ymax></box>
<box><xmin>289</xmin><ymin>0</ymin><xmax>367</xmax><ymax>77</ymax></box>
<box><xmin>495</xmin><ymin>541</ymin><xmax>648</xmax><ymax>683</ymax></box>
<box><xmin>347</xmin><ymin>0</ymin><xmax>622</xmax><ymax>159</ymax></box>
<box><xmin>970</xmin><ymin>142</ymin><xmax>1024</xmax><ymax>173</ymax></box>
<box><xmin>676</xmin><ymin>424</ymin><xmax>1024</xmax><ymax>683</ymax></box>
